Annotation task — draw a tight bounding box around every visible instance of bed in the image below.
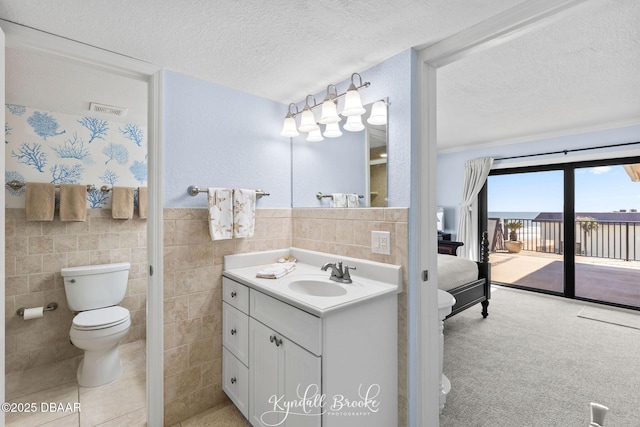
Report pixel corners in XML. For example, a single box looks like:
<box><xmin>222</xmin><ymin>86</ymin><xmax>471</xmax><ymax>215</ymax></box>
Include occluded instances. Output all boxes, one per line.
<box><xmin>437</xmin><ymin>232</ymin><xmax>491</xmax><ymax>318</ymax></box>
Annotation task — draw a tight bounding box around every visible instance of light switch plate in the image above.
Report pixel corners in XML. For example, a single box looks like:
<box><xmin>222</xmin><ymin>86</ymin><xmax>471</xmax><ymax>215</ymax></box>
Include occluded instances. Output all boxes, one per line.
<box><xmin>371</xmin><ymin>231</ymin><xmax>391</xmax><ymax>255</ymax></box>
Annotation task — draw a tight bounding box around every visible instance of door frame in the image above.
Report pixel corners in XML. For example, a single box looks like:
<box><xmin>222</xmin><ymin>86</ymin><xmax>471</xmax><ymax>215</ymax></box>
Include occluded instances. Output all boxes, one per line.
<box><xmin>1</xmin><ymin>20</ymin><xmax>165</xmax><ymax>426</ymax></box>
<box><xmin>414</xmin><ymin>1</ymin><xmax>591</xmax><ymax>424</ymax></box>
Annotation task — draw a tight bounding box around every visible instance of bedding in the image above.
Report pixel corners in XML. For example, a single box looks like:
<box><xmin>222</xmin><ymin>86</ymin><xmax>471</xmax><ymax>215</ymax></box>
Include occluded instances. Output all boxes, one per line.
<box><xmin>437</xmin><ymin>232</ymin><xmax>491</xmax><ymax>318</ymax></box>
<box><xmin>437</xmin><ymin>254</ymin><xmax>479</xmax><ymax>292</ymax></box>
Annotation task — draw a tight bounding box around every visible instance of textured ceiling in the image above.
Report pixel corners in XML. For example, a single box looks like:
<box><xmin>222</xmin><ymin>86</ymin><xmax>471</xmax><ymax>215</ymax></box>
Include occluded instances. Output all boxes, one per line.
<box><xmin>437</xmin><ymin>0</ymin><xmax>640</xmax><ymax>151</ymax></box>
<box><xmin>1</xmin><ymin>0</ymin><xmax>638</xmax><ymax>151</ymax></box>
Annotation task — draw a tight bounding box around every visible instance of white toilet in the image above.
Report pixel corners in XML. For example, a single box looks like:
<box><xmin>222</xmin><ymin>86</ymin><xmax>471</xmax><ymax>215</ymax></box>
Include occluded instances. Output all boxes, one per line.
<box><xmin>61</xmin><ymin>262</ymin><xmax>131</xmax><ymax>387</ymax></box>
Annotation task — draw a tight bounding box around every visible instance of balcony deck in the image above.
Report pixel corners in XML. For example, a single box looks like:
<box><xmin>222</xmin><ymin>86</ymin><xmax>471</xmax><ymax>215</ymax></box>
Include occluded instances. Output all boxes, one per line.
<box><xmin>490</xmin><ymin>250</ymin><xmax>640</xmax><ymax>308</ymax></box>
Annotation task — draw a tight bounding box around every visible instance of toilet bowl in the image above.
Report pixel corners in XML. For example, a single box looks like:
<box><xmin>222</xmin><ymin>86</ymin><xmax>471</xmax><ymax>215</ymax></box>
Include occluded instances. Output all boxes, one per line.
<box><xmin>70</xmin><ymin>306</ymin><xmax>131</xmax><ymax>387</ymax></box>
<box><xmin>61</xmin><ymin>262</ymin><xmax>131</xmax><ymax>388</ymax></box>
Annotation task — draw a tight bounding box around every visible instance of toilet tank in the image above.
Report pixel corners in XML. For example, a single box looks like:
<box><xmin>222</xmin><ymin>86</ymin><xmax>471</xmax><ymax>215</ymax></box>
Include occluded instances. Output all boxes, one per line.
<box><xmin>61</xmin><ymin>262</ymin><xmax>131</xmax><ymax>311</ymax></box>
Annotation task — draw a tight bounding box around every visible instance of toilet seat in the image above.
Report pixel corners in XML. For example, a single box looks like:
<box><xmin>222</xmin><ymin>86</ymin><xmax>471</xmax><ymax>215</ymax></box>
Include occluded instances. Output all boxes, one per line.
<box><xmin>72</xmin><ymin>306</ymin><xmax>130</xmax><ymax>331</ymax></box>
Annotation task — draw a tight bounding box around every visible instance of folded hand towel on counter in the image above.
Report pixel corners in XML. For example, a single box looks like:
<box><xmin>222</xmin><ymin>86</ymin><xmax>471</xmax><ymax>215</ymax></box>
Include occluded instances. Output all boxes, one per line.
<box><xmin>233</xmin><ymin>188</ymin><xmax>256</xmax><ymax>238</ymax></box>
<box><xmin>256</xmin><ymin>262</ymin><xmax>296</xmax><ymax>279</ymax></box>
<box><xmin>331</xmin><ymin>193</ymin><xmax>347</xmax><ymax>208</ymax></box>
<box><xmin>59</xmin><ymin>184</ymin><xmax>87</xmax><ymax>221</ymax></box>
<box><xmin>25</xmin><ymin>182</ymin><xmax>56</xmax><ymax>221</ymax></box>
<box><xmin>208</xmin><ymin>188</ymin><xmax>233</xmax><ymax>240</ymax></box>
<box><xmin>112</xmin><ymin>187</ymin><xmax>135</xmax><ymax>219</ymax></box>
<box><xmin>137</xmin><ymin>187</ymin><xmax>148</xmax><ymax>219</ymax></box>
<box><xmin>346</xmin><ymin>193</ymin><xmax>360</xmax><ymax>208</ymax></box>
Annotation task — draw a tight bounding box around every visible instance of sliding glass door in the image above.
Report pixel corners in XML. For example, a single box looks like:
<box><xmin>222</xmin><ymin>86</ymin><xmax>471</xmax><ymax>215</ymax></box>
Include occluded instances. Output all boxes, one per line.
<box><xmin>487</xmin><ymin>170</ymin><xmax>564</xmax><ymax>294</ymax></box>
<box><xmin>485</xmin><ymin>157</ymin><xmax>640</xmax><ymax>310</ymax></box>
<box><xmin>574</xmin><ymin>163</ymin><xmax>640</xmax><ymax>307</ymax></box>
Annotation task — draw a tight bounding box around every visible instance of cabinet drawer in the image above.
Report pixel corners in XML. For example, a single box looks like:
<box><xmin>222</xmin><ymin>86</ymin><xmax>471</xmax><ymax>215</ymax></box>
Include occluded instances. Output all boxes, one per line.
<box><xmin>222</xmin><ymin>277</ymin><xmax>249</xmax><ymax>314</ymax></box>
<box><xmin>223</xmin><ymin>302</ymin><xmax>249</xmax><ymax>366</ymax></box>
<box><xmin>250</xmin><ymin>290</ymin><xmax>322</xmax><ymax>356</ymax></box>
<box><xmin>222</xmin><ymin>347</ymin><xmax>249</xmax><ymax>419</ymax></box>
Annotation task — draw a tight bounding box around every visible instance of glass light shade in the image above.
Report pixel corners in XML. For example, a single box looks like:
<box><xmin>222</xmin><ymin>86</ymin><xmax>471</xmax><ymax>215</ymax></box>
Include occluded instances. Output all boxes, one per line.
<box><xmin>319</xmin><ymin>100</ymin><xmax>341</xmax><ymax>124</ymax></box>
<box><xmin>306</xmin><ymin>128</ymin><xmax>324</xmax><ymax>142</ymax></box>
<box><xmin>280</xmin><ymin>116</ymin><xmax>299</xmax><ymax>137</ymax></box>
<box><xmin>367</xmin><ymin>101</ymin><xmax>387</xmax><ymax>125</ymax></box>
<box><xmin>341</xmin><ymin>88</ymin><xmax>366</xmax><ymax>117</ymax></box>
<box><xmin>323</xmin><ymin>122</ymin><xmax>342</xmax><ymax>138</ymax></box>
<box><xmin>343</xmin><ymin>114</ymin><xmax>365</xmax><ymax>132</ymax></box>
<box><xmin>298</xmin><ymin>108</ymin><xmax>318</xmax><ymax>132</ymax></box>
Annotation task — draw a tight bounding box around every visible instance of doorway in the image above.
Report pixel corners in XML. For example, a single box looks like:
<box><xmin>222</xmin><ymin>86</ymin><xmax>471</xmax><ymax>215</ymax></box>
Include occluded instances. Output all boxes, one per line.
<box><xmin>485</xmin><ymin>157</ymin><xmax>640</xmax><ymax>310</ymax></box>
<box><xmin>2</xmin><ymin>20</ymin><xmax>164</xmax><ymax>426</ymax></box>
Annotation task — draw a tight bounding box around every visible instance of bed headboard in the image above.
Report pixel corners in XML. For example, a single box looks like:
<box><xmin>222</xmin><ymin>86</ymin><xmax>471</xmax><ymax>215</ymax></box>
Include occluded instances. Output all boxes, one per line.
<box><xmin>438</xmin><ymin>241</ymin><xmax>464</xmax><ymax>255</ymax></box>
<box><xmin>437</xmin><ymin>231</ymin><xmax>489</xmax><ymax>258</ymax></box>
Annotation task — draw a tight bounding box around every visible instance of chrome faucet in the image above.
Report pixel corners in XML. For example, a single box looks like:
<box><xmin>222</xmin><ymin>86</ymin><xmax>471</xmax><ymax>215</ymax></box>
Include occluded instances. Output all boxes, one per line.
<box><xmin>321</xmin><ymin>261</ymin><xmax>356</xmax><ymax>284</ymax></box>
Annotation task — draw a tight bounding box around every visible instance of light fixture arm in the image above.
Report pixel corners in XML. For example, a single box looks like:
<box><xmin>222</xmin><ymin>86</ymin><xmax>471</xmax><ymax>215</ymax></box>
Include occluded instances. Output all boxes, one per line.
<box><xmin>288</xmin><ymin>78</ymin><xmax>370</xmax><ymax>118</ymax></box>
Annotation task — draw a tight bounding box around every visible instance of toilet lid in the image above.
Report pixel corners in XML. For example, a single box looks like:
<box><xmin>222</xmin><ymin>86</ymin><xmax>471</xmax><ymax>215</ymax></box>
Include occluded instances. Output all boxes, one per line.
<box><xmin>73</xmin><ymin>306</ymin><xmax>130</xmax><ymax>330</ymax></box>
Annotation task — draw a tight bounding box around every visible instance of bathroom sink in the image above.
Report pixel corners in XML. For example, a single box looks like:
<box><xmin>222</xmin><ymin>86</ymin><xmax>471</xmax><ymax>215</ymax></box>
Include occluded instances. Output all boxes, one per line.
<box><xmin>287</xmin><ymin>279</ymin><xmax>348</xmax><ymax>297</ymax></box>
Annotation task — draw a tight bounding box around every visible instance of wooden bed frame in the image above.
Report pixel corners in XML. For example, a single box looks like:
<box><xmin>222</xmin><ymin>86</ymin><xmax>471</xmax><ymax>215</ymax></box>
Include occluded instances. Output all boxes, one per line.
<box><xmin>438</xmin><ymin>232</ymin><xmax>491</xmax><ymax>319</ymax></box>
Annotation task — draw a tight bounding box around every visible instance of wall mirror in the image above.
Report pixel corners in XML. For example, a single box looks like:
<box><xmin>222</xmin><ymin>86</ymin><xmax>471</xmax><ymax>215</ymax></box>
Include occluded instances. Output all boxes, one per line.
<box><xmin>291</xmin><ymin>98</ymin><xmax>388</xmax><ymax>207</ymax></box>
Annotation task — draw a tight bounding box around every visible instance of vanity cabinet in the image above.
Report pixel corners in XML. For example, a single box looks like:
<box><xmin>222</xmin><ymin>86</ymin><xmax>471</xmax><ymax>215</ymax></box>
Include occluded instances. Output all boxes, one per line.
<box><xmin>222</xmin><ymin>278</ymin><xmax>251</xmax><ymax>418</ymax></box>
<box><xmin>222</xmin><ymin>273</ymin><xmax>398</xmax><ymax>427</ymax></box>
<box><xmin>249</xmin><ymin>318</ymin><xmax>321</xmax><ymax>427</ymax></box>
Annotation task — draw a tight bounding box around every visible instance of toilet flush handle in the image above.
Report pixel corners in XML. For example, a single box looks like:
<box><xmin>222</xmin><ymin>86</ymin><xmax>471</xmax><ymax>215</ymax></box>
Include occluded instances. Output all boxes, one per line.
<box><xmin>69</xmin><ymin>279</ymin><xmax>76</xmax><ymax>283</ymax></box>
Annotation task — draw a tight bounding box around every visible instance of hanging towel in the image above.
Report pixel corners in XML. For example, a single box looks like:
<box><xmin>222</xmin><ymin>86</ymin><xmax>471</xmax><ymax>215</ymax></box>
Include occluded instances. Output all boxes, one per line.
<box><xmin>137</xmin><ymin>187</ymin><xmax>148</xmax><ymax>219</ymax></box>
<box><xmin>331</xmin><ymin>193</ymin><xmax>348</xmax><ymax>208</ymax></box>
<box><xmin>233</xmin><ymin>189</ymin><xmax>256</xmax><ymax>238</ymax></box>
<box><xmin>208</xmin><ymin>188</ymin><xmax>233</xmax><ymax>240</ymax></box>
<box><xmin>59</xmin><ymin>184</ymin><xmax>87</xmax><ymax>221</ymax></box>
<box><xmin>346</xmin><ymin>193</ymin><xmax>360</xmax><ymax>208</ymax></box>
<box><xmin>256</xmin><ymin>262</ymin><xmax>296</xmax><ymax>279</ymax></box>
<box><xmin>112</xmin><ymin>187</ymin><xmax>135</xmax><ymax>219</ymax></box>
<box><xmin>25</xmin><ymin>182</ymin><xmax>56</xmax><ymax>221</ymax></box>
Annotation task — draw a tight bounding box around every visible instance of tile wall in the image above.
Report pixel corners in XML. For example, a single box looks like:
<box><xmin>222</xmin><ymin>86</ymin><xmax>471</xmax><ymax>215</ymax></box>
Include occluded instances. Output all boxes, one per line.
<box><xmin>291</xmin><ymin>207</ymin><xmax>409</xmax><ymax>427</ymax></box>
<box><xmin>162</xmin><ymin>208</ymin><xmax>291</xmax><ymax>425</ymax></box>
<box><xmin>4</xmin><ymin>208</ymin><xmax>148</xmax><ymax>400</ymax></box>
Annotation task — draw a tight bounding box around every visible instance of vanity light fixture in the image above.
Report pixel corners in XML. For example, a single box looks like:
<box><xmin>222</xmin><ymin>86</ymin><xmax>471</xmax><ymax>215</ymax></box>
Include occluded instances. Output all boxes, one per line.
<box><xmin>341</xmin><ymin>73</ymin><xmax>367</xmax><ymax>117</ymax></box>
<box><xmin>280</xmin><ymin>103</ymin><xmax>300</xmax><ymax>137</ymax></box>
<box><xmin>319</xmin><ymin>84</ymin><xmax>340</xmax><ymax>124</ymax></box>
<box><xmin>323</xmin><ymin>122</ymin><xmax>343</xmax><ymax>138</ymax></box>
<box><xmin>306</xmin><ymin>128</ymin><xmax>324</xmax><ymax>142</ymax></box>
<box><xmin>367</xmin><ymin>100</ymin><xmax>387</xmax><ymax>126</ymax></box>
<box><xmin>298</xmin><ymin>95</ymin><xmax>320</xmax><ymax>133</ymax></box>
<box><xmin>343</xmin><ymin>114</ymin><xmax>365</xmax><ymax>132</ymax></box>
<box><xmin>279</xmin><ymin>72</ymin><xmax>371</xmax><ymax>140</ymax></box>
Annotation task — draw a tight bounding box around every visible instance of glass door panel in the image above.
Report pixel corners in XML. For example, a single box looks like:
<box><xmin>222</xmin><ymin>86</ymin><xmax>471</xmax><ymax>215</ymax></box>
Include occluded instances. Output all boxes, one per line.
<box><xmin>488</xmin><ymin>170</ymin><xmax>564</xmax><ymax>293</ymax></box>
<box><xmin>574</xmin><ymin>164</ymin><xmax>640</xmax><ymax>307</ymax></box>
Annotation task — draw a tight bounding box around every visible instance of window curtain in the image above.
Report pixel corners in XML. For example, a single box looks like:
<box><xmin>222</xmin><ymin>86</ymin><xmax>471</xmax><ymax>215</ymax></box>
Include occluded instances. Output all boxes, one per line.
<box><xmin>457</xmin><ymin>157</ymin><xmax>493</xmax><ymax>260</ymax></box>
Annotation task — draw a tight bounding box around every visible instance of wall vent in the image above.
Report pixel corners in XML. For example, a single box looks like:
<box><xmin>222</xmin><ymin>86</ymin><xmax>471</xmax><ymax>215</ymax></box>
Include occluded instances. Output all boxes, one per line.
<box><xmin>89</xmin><ymin>102</ymin><xmax>128</xmax><ymax>117</ymax></box>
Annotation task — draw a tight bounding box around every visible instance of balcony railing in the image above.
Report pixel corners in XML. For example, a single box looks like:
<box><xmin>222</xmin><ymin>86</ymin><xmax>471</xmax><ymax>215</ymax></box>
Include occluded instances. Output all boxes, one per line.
<box><xmin>501</xmin><ymin>218</ymin><xmax>640</xmax><ymax>262</ymax></box>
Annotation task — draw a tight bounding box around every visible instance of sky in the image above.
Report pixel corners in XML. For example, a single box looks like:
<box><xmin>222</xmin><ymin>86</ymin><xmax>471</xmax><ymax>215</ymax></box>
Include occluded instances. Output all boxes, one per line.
<box><xmin>488</xmin><ymin>165</ymin><xmax>640</xmax><ymax>213</ymax></box>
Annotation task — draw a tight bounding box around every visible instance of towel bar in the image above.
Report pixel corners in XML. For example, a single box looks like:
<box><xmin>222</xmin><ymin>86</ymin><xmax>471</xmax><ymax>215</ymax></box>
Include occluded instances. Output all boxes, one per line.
<box><xmin>187</xmin><ymin>185</ymin><xmax>269</xmax><ymax>198</ymax></box>
<box><xmin>5</xmin><ymin>180</ymin><xmax>114</xmax><ymax>193</ymax></box>
<box><xmin>316</xmin><ymin>192</ymin><xmax>365</xmax><ymax>200</ymax></box>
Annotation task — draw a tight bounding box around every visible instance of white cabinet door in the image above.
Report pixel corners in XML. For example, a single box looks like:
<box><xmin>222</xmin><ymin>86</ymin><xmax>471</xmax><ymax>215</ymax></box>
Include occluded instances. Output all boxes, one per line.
<box><xmin>249</xmin><ymin>318</ymin><xmax>280</xmax><ymax>427</ymax></box>
<box><xmin>249</xmin><ymin>318</ymin><xmax>321</xmax><ymax>427</ymax></box>
<box><xmin>280</xmin><ymin>332</ymin><xmax>321</xmax><ymax>427</ymax></box>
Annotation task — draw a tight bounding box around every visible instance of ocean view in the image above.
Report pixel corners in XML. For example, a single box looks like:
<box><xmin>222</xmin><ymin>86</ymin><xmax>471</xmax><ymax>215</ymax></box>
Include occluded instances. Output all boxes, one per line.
<box><xmin>488</xmin><ymin>212</ymin><xmax>541</xmax><ymax>220</ymax></box>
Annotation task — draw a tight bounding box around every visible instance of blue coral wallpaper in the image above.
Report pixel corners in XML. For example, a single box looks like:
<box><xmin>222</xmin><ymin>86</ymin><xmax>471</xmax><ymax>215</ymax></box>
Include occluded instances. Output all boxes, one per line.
<box><xmin>4</xmin><ymin>104</ymin><xmax>147</xmax><ymax>209</ymax></box>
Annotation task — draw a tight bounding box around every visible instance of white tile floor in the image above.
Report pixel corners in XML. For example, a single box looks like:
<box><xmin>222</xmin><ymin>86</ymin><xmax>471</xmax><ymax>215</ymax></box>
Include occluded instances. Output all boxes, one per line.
<box><xmin>6</xmin><ymin>340</ymin><xmax>147</xmax><ymax>427</ymax></box>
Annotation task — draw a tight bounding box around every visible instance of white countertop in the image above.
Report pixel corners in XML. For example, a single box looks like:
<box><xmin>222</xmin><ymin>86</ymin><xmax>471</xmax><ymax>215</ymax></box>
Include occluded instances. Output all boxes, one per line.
<box><xmin>223</xmin><ymin>248</ymin><xmax>402</xmax><ymax>317</ymax></box>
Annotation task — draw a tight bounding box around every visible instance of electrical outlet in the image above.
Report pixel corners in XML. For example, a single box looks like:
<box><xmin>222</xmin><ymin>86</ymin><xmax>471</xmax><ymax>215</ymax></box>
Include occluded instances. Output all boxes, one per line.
<box><xmin>371</xmin><ymin>231</ymin><xmax>391</xmax><ymax>255</ymax></box>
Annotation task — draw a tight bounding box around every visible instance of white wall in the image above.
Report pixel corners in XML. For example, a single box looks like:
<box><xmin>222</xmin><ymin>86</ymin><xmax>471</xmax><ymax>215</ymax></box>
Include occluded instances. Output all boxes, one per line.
<box><xmin>437</xmin><ymin>125</ymin><xmax>640</xmax><ymax>238</ymax></box>
<box><xmin>162</xmin><ymin>70</ymin><xmax>291</xmax><ymax>208</ymax></box>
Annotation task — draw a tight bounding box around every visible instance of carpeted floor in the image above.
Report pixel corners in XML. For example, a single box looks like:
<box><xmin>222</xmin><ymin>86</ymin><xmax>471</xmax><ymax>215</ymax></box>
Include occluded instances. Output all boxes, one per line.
<box><xmin>440</xmin><ymin>286</ymin><xmax>640</xmax><ymax>427</ymax></box>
